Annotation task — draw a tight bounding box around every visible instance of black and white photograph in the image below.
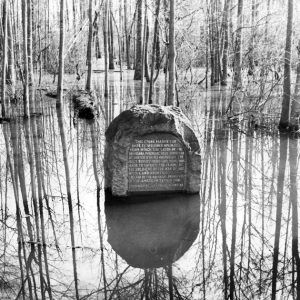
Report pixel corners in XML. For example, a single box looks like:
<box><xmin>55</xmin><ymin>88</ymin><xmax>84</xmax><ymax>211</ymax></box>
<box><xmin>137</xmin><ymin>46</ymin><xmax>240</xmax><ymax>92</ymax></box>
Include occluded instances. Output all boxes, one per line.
<box><xmin>0</xmin><ymin>0</ymin><xmax>300</xmax><ymax>299</ymax></box>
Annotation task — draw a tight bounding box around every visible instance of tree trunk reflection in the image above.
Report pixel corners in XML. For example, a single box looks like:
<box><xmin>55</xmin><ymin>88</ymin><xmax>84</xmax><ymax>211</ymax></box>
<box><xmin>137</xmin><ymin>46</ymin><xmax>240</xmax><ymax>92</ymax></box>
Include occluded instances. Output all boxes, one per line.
<box><xmin>289</xmin><ymin>138</ymin><xmax>300</xmax><ymax>299</ymax></box>
<box><xmin>271</xmin><ymin>134</ymin><xmax>288</xmax><ymax>300</ymax></box>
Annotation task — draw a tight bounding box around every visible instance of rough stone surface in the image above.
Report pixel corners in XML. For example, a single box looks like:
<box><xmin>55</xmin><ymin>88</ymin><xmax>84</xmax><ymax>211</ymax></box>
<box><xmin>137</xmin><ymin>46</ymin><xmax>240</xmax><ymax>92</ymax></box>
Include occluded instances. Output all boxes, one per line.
<box><xmin>105</xmin><ymin>104</ymin><xmax>201</xmax><ymax>196</ymax></box>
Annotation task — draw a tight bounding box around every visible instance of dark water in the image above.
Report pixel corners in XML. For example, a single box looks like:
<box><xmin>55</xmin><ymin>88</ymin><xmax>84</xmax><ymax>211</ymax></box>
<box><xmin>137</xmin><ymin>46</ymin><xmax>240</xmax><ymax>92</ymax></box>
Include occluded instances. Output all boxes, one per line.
<box><xmin>0</xmin><ymin>72</ymin><xmax>299</xmax><ymax>299</ymax></box>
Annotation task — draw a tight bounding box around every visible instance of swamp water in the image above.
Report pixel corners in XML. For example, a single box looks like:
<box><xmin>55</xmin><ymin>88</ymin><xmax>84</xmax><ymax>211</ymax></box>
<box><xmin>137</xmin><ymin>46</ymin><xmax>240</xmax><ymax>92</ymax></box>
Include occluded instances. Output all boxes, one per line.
<box><xmin>0</xmin><ymin>72</ymin><xmax>299</xmax><ymax>299</ymax></box>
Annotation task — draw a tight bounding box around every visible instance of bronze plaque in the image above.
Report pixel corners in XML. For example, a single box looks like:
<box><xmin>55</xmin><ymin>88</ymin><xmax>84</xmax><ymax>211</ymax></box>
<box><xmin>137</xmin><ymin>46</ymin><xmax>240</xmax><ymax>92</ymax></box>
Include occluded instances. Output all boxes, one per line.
<box><xmin>128</xmin><ymin>133</ymin><xmax>186</xmax><ymax>193</ymax></box>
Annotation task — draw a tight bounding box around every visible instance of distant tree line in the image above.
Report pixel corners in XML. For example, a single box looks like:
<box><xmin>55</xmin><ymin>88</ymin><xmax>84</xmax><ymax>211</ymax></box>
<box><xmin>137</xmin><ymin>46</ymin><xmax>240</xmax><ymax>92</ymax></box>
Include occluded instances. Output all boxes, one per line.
<box><xmin>0</xmin><ymin>0</ymin><xmax>299</xmax><ymax>129</ymax></box>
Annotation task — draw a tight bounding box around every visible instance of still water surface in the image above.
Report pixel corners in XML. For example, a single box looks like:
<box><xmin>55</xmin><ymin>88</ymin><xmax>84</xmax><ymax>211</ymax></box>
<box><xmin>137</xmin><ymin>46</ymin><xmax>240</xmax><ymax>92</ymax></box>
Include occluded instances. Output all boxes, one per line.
<box><xmin>0</xmin><ymin>72</ymin><xmax>299</xmax><ymax>299</ymax></box>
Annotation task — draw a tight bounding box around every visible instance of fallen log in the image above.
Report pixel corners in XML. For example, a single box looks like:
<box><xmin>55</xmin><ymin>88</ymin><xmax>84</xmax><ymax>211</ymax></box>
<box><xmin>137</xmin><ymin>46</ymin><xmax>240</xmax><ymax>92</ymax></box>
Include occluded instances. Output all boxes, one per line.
<box><xmin>45</xmin><ymin>88</ymin><xmax>68</xmax><ymax>99</ymax></box>
<box><xmin>72</xmin><ymin>90</ymin><xmax>97</xmax><ymax>120</ymax></box>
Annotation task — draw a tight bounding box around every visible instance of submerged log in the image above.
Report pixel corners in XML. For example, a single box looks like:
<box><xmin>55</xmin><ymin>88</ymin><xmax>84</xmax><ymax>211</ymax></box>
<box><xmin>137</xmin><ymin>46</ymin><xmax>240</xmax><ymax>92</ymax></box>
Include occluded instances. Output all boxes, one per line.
<box><xmin>45</xmin><ymin>91</ymin><xmax>57</xmax><ymax>99</ymax></box>
<box><xmin>0</xmin><ymin>117</ymin><xmax>10</xmax><ymax>123</ymax></box>
<box><xmin>45</xmin><ymin>88</ymin><xmax>68</xmax><ymax>99</ymax></box>
<box><xmin>72</xmin><ymin>90</ymin><xmax>97</xmax><ymax>120</ymax></box>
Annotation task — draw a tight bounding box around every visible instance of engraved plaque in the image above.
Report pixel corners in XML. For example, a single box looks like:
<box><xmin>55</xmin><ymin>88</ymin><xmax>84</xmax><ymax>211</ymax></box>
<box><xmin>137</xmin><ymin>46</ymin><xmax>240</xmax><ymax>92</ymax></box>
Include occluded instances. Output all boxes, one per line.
<box><xmin>105</xmin><ymin>105</ymin><xmax>201</xmax><ymax>196</ymax></box>
<box><xmin>128</xmin><ymin>133</ymin><xmax>186</xmax><ymax>193</ymax></box>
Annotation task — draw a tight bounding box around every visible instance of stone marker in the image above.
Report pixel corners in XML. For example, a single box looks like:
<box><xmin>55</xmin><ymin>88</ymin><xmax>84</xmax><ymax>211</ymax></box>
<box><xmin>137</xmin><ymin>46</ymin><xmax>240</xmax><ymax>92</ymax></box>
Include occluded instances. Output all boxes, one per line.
<box><xmin>105</xmin><ymin>104</ymin><xmax>201</xmax><ymax>196</ymax></box>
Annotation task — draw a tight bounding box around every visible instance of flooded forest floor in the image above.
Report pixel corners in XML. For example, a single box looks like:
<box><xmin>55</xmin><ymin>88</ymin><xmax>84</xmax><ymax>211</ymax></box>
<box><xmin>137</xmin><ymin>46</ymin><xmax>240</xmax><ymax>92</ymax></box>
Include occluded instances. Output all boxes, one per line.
<box><xmin>0</xmin><ymin>70</ymin><xmax>300</xmax><ymax>299</ymax></box>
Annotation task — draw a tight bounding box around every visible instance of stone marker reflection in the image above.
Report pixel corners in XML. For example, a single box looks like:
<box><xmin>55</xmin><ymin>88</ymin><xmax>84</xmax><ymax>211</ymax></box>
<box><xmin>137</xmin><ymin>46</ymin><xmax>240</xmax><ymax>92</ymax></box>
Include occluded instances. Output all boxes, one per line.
<box><xmin>105</xmin><ymin>192</ymin><xmax>200</xmax><ymax>269</ymax></box>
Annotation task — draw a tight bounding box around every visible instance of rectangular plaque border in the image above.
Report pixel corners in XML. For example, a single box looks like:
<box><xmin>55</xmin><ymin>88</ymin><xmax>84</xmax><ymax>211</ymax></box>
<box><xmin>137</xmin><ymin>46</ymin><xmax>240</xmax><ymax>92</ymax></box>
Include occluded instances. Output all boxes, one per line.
<box><xmin>126</xmin><ymin>133</ymin><xmax>188</xmax><ymax>194</ymax></box>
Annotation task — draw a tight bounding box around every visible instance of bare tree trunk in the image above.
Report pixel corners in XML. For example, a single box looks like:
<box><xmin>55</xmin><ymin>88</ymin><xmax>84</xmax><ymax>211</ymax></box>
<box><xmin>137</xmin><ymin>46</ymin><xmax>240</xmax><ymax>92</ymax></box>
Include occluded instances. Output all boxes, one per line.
<box><xmin>279</xmin><ymin>0</ymin><xmax>293</xmax><ymax>130</ymax></box>
<box><xmin>139</xmin><ymin>0</ymin><xmax>147</xmax><ymax>104</ymax></box>
<box><xmin>79</xmin><ymin>0</ymin><xmax>85</xmax><ymax>20</ymax></box>
<box><xmin>86</xmin><ymin>0</ymin><xmax>93</xmax><ymax>91</ymax></box>
<box><xmin>108</xmin><ymin>0</ymin><xmax>115</xmax><ymax>70</ymax></box>
<box><xmin>103</xmin><ymin>0</ymin><xmax>109</xmax><ymax>98</ymax></box>
<box><xmin>148</xmin><ymin>0</ymin><xmax>161</xmax><ymax>103</ymax></box>
<box><xmin>124</xmin><ymin>0</ymin><xmax>130</xmax><ymax>68</ymax></box>
<box><xmin>111</xmin><ymin>12</ymin><xmax>123</xmax><ymax>81</ymax></box>
<box><xmin>1</xmin><ymin>0</ymin><xmax>8</xmax><ymax>117</ymax></box>
<box><xmin>22</xmin><ymin>0</ymin><xmax>29</xmax><ymax>117</ymax></box>
<box><xmin>213</xmin><ymin>0</ymin><xmax>221</xmax><ymax>84</ymax></box>
<box><xmin>108</xmin><ymin>10</ymin><xmax>112</xmax><ymax>67</ymax></box>
<box><xmin>208</xmin><ymin>0</ymin><xmax>221</xmax><ymax>86</ymax></box>
<box><xmin>134</xmin><ymin>0</ymin><xmax>143</xmax><ymax>80</ymax></box>
<box><xmin>264</xmin><ymin>0</ymin><xmax>270</xmax><ymax>41</ymax></box>
<box><xmin>72</xmin><ymin>0</ymin><xmax>77</xmax><ymax>33</ymax></box>
<box><xmin>37</xmin><ymin>0</ymin><xmax>43</xmax><ymax>86</ymax></box>
<box><xmin>119</xmin><ymin>0</ymin><xmax>124</xmax><ymax>63</ymax></box>
<box><xmin>233</xmin><ymin>0</ymin><xmax>243</xmax><ymax>88</ymax></box>
<box><xmin>167</xmin><ymin>0</ymin><xmax>175</xmax><ymax>105</ymax></box>
<box><xmin>291</xmin><ymin>40</ymin><xmax>300</xmax><ymax>124</ymax></box>
<box><xmin>27</xmin><ymin>0</ymin><xmax>35</xmax><ymax>114</ymax></box>
<box><xmin>205</xmin><ymin>11</ymin><xmax>209</xmax><ymax>89</ymax></box>
<box><xmin>144</xmin><ymin>18</ymin><xmax>150</xmax><ymax>82</ymax></box>
<box><xmin>247</xmin><ymin>0</ymin><xmax>257</xmax><ymax>76</ymax></box>
<box><xmin>207</xmin><ymin>3</ymin><xmax>214</xmax><ymax>86</ymax></box>
<box><xmin>57</xmin><ymin>0</ymin><xmax>65</xmax><ymax>107</ymax></box>
<box><xmin>221</xmin><ymin>0</ymin><xmax>230</xmax><ymax>85</ymax></box>
<box><xmin>156</xmin><ymin>29</ymin><xmax>161</xmax><ymax>70</ymax></box>
<box><xmin>7</xmin><ymin>7</ymin><xmax>16</xmax><ymax>96</ymax></box>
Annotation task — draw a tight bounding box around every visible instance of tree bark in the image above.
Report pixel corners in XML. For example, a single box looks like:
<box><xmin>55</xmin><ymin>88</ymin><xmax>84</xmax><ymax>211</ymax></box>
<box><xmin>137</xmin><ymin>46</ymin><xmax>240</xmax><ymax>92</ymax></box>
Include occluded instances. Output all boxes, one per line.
<box><xmin>103</xmin><ymin>0</ymin><xmax>109</xmax><ymax>98</ymax></box>
<box><xmin>279</xmin><ymin>0</ymin><xmax>293</xmax><ymax>129</ymax></box>
<box><xmin>124</xmin><ymin>0</ymin><xmax>130</xmax><ymax>68</ymax></box>
<box><xmin>57</xmin><ymin>0</ymin><xmax>65</xmax><ymax>108</ymax></box>
<box><xmin>37</xmin><ymin>0</ymin><xmax>42</xmax><ymax>86</ymax></box>
<box><xmin>264</xmin><ymin>0</ymin><xmax>271</xmax><ymax>41</ymax></box>
<box><xmin>156</xmin><ymin>30</ymin><xmax>161</xmax><ymax>70</ymax></box>
<box><xmin>7</xmin><ymin>7</ymin><xmax>16</xmax><ymax>95</ymax></box>
<box><xmin>27</xmin><ymin>0</ymin><xmax>35</xmax><ymax>114</ymax></box>
<box><xmin>134</xmin><ymin>0</ymin><xmax>143</xmax><ymax>80</ymax></box>
<box><xmin>167</xmin><ymin>0</ymin><xmax>176</xmax><ymax>106</ymax></box>
<box><xmin>86</xmin><ymin>0</ymin><xmax>93</xmax><ymax>91</ymax></box>
<box><xmin>139</xmin><ymin>0</ymin><xmax>147</xmax><ymax>104</ymax></box>
<box><xmin>111</xmin><ymin>12</ymin><xmax>123</xmax><ymax>81</ymax></box>
<box><xmin>144</xmin><ymin>17</ymin><xmax>150</xmax><ymax>82</ymax></box>
<box><xmin>247</xmin><ymin>0</ymin><xmax>258</xmax><ymax>76</ymax></box>
<box><xmin>292</xmin><ymin>40</ymin><xmax>300</xmax><ymax>119</ymax></box>
<box><xmin>1</xmin><ymin>0</ymin><xmax>8</xmax><ymax>117</ymax></box>
<box><xmin>221</xmin><ymin>0</ymin><xmax>230</xmax><ymax>85</ymax></box>
<box><xmin>233</xmin><ymin>0</ymin><xmax>243</xmax><ymax>88</ymax></box>
<box><xmin>148</xmin><ymin>0</ymin><xmax>161</xmax><ymax>103</ymax></box>
<box><xmin>72</xmin><ymin>0</ymin><xmax>77</xmax><ymax>34</ymax></box>
<box><xmin>22</xmin><ymin>0</ymin><xmax>29</xmax><ymax>117</ymax></box>
<box><xmin>108</xmin><ymin>0</ymin><xmax>115</xmax><ymax>70</ymax></box>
